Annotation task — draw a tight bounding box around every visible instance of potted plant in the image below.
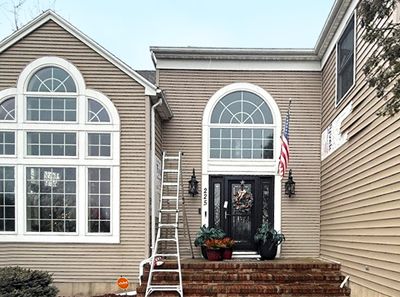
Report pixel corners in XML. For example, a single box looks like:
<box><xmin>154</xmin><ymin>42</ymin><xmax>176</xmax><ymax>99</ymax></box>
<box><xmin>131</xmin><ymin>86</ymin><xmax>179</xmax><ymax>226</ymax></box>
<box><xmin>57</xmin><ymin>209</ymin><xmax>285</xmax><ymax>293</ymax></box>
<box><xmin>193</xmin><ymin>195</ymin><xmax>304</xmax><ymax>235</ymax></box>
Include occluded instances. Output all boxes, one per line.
<box><xmin>221</xmin><ymin>237</ymin><xmax>236</xmax><ymax>260</ymax></box>
<box><xmin>194</xmin><ymin>225</ymin><xmax>226</xmax><ymax>259</ymax></box>
<box><xmin>204</xmin><ymin>238</ymin><xmax>225</xmax><ymax>261</ymax></box>
<box><xmin>254</xmin><ymin>223</ymin><xmax>285</xmax><ymax>260</ymax></box>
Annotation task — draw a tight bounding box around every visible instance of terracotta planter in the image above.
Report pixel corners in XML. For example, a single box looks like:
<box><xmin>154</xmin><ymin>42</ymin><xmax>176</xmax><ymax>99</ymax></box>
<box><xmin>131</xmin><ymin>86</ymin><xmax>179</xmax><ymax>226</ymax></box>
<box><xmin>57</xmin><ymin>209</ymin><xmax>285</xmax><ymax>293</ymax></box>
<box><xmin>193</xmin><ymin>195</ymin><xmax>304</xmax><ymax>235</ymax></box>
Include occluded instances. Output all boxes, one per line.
<box><xmin>206</xmin><ymin>248</ymin><xmax>223</xmax><ymax>261</ymax></box>
<box><xmin>222</xmin><ymin>248</ymin><xmax>233</xmax><ymax>260</ymax></box>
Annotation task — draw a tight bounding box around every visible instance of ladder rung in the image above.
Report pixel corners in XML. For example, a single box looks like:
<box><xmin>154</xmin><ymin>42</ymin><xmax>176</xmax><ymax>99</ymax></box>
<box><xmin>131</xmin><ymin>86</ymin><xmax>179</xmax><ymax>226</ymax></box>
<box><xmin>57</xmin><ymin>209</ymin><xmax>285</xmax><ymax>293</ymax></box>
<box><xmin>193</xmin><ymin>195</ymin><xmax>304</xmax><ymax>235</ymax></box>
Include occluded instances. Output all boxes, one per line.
<box><xmin>152</xmin><ymin>269</ymin><xmax>180</xmax><ymax>273</ymax></box>
<box><xmin>163</xmin><ymin>182</ymin><xmax>178</xmax><ymax>186</ymax></box>
<box><xmin>164</xmin><ymin>156</ymin><xmax>180</xmax><ymax>160</ymax></box>
<box><xmin>164</xmin><ymin>169</ymin><xmax>179</xmax><ymax>173</ymax></box>
<box><xmin>159</xmin><ymin>223</ymin><xmax>178</xmax><ymax>228</ymax></box>
<box><xmin>147</xmin><ymin>285</ymin><xmax>181</xmax><ymax>291</ymax></box>
<box><xmin>162</xmin><ymin>196</ymin><xmax>178</xmax><ymax>200</ymax></box>
<box><xmin>159</xmin><ymin>209</ymin><xmax>178</xmax><ymax>213</ymax></box>
<box><xmin>158</xmin><ymin>238</ymin><xmax>177</xmax><ymax>242</ymax></box>
<box><xmin>155</xmin><ymin>253</ymin><xmax>178</xmax><ymax>257</ymax></box>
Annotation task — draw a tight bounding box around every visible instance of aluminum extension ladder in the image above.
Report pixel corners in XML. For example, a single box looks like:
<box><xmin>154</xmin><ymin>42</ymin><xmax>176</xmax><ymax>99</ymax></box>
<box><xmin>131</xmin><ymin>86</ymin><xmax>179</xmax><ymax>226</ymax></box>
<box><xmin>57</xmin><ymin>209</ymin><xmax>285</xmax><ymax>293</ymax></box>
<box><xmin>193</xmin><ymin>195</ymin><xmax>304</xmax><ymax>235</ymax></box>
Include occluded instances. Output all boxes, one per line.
<box><xmin>145</xmin><ymin>152</ymin><xmax>183</xmax><ymax>297</ymax></box>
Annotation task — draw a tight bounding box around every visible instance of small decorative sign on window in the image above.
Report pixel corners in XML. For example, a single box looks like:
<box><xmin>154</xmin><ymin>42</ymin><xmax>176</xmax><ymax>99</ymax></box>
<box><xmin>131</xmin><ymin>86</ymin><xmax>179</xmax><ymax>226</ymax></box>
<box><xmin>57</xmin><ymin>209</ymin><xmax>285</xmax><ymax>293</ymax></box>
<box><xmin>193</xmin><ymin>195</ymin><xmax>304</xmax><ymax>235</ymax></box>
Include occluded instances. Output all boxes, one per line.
<box><xmin>44</xmin><ymin>171</ymin><xmax>60</xmax><ymax>187</ymax></box>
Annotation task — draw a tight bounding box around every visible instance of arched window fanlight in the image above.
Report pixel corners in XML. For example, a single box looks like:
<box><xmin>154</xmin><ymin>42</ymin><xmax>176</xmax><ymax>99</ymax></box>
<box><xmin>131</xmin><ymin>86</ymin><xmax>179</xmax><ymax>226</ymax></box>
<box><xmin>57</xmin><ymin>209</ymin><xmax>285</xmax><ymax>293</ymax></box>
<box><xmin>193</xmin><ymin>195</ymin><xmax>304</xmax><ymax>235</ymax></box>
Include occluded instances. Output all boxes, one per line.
<box><xmin>27</xmin><ymin>66</ymin><xmax>76</xmax><ymax>93</ymax></box>
<box><xmin>88</xmin><ymin>99</ymin><xmax>110</xmax><ymax>123</ymax></box>
<box><xmin>211</xmin><ymin>91</ymin><xmax>273</xmax><ymax>124</ymax></box>
<box><xmin>0</xmin><ymin>97</ymin><xmax>15</xmax><ymax>121</ymax></box>
<box><xmin>210</xmin><ymin>91</ymin><xmax>274</xmax><ymax>160</ymax></box>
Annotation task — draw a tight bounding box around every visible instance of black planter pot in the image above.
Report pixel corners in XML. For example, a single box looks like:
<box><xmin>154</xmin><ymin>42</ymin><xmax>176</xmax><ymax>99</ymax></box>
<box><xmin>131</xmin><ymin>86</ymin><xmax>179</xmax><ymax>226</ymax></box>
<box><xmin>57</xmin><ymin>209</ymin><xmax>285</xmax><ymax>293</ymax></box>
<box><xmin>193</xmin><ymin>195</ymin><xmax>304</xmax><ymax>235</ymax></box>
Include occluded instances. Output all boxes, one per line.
<box><xmin>201</xmin><ymin>245</ymin><xmax>208</xmax><ymax>259</ymax></box>
<box><xmin>258</xmin><ymin>240</ymin><xmax>278</xmax><ymax>260</ymax></box>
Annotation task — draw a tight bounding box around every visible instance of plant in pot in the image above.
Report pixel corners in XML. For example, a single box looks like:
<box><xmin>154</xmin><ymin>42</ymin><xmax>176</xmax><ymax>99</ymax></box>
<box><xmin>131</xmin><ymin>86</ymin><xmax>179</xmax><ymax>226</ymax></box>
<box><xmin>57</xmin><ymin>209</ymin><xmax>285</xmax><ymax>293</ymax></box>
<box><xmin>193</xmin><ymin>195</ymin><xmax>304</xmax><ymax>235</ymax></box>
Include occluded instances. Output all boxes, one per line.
<box><xmin>254</xmin><ymin>223</ymin><xmax>285</xmax><ymax>260</ymax></box>
<box><xmin>221</xmin><ymin>237</ymin><xmax>236</xmax><ymax>260</ymax></box>
<box><xmin>194</xmin><ymin>225</ymin><xmax>226</xmax><ymax>259</ymax></box>
<box><xmin>204</xmin><ymin>238</ymin><xmax>225</xmax><ymax>261</ymax></box>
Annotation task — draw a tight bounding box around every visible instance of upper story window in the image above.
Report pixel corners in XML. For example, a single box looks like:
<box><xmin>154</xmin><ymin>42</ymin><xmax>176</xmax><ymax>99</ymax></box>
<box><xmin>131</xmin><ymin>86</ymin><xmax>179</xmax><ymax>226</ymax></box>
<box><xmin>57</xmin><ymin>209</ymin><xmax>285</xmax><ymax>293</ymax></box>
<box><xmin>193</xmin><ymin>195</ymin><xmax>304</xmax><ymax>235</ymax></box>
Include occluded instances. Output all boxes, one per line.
<box><xmin>27</xmin><ymin>66</ymin><xmax>76</xmax><ymax>93</ymax></box>
<box><xmin>209</xmin><ymin>91</ymin><xmax>274</xmax><ymax>159</ymax></box>
<box><xmin>0</xmin><ymin>57</ymin><xmax>120</xmax><ymax>243</ymax></box>
<box><xmin>26</xmin><ymin>66</ymin><xmax>77</xmax><ymax>122</ymax></box>
<box><xmin>88</xmin><ymin>99</ymin><xmax>110</xmax><ymax>122</ymax></box>
<box><xmin>0</xmin><ymin>98</ymin><xmax>15</xmax><ymax>121</ymax></box>
<box><xmin>337</xmin><ymin>14</ymin><xmax>355</xmax><ymax>105</ymax></box>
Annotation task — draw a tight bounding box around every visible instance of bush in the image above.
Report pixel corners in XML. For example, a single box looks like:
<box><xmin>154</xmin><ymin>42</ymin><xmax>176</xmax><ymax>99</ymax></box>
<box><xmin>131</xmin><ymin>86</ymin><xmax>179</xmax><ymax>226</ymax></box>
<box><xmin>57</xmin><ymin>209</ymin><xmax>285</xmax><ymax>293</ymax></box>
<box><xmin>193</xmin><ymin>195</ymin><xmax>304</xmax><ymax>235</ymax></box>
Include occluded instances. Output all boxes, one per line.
<box><xmin>0</xmin><ymin>266</ymin><xmax>58</xmax><ymax>297</ymax></box>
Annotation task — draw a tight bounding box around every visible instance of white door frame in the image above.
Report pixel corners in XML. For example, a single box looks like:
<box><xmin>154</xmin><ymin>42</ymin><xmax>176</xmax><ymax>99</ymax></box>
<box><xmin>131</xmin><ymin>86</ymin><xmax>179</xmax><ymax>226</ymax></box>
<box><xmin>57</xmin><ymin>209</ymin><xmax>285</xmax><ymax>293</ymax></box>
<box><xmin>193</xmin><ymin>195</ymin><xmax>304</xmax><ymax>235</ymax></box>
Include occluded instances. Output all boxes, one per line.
<box><xmin>201</xmin><ymin>83</ymin><xmax>282</xmax><ymax>244</ymax></box>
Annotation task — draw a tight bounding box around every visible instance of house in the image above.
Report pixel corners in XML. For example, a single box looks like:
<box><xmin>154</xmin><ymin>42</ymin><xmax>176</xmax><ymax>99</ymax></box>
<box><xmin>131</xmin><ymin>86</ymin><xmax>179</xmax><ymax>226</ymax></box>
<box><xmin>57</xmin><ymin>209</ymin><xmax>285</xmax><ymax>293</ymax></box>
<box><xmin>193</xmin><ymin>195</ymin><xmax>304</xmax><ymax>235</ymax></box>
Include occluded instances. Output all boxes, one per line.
<box><xmin>0</xmin><ymin>0</ymin><xmax>399</xmax><ymax>296</ymax></box>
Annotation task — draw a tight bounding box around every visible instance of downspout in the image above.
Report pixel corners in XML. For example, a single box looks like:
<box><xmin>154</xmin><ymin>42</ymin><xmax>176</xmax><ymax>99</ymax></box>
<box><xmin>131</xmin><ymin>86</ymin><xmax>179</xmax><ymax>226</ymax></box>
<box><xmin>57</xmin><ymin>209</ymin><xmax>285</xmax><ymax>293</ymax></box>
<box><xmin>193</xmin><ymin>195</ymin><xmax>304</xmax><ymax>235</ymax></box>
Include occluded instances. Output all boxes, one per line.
<box><xmin>139</xmin><ymin>91</ymin><xmax>163</xmax><ymax>286</ymax></box>
<box><xmin>151</xmin><ymin>94</ymin><xmax>162</xmax><ymax>251</ymax></box>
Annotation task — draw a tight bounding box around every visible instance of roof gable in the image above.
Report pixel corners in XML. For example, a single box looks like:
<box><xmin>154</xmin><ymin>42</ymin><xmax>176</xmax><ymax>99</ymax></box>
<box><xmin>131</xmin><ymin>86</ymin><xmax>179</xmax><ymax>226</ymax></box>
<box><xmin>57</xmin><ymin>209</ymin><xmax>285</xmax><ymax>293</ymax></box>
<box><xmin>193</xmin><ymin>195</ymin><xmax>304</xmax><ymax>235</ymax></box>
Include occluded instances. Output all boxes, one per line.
<box><xmin>0</xmin><ymin>10</ymin><xmax>157</xmax><ymax>95</ymax></box>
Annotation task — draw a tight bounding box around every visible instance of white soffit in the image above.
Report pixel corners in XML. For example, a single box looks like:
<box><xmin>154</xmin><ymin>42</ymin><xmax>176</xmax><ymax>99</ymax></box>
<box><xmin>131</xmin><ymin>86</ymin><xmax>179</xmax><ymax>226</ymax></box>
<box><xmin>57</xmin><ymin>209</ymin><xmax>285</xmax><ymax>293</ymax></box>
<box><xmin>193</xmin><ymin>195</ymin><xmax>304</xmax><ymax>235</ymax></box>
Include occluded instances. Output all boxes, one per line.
<box><xmin>155</xmin><ymin>58</ymin><xmax>321</xmax><ymax>71</ymax></box>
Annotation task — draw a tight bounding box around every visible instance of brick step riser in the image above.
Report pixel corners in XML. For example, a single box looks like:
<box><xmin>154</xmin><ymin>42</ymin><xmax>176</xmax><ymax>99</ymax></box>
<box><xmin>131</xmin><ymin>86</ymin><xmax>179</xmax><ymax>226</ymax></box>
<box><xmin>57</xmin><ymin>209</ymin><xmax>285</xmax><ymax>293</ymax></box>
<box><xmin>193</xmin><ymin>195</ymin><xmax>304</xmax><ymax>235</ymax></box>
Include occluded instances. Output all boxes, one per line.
<box><xmin>137</xmin><ymin>285</ymin><xmax>350</xmax><ymax>295</ymax></box>
<box><xmin>142</xmin><ymin>273</ymin><xmax>344</xmax><ymax>283</ymax></box>
<box><xmin>145</xmin><ymin>264</ymin><xmax>342</xmax><ymax>271</ymax></box>
<box><xmin>137</xmin><ymin>295</ymin><xmax>347</xmax><ymax>297</ymax></box>
<box><xmin>145</xmin><ymin>268</ymin><xmax>342</xmax><ymax>274</ymax></box>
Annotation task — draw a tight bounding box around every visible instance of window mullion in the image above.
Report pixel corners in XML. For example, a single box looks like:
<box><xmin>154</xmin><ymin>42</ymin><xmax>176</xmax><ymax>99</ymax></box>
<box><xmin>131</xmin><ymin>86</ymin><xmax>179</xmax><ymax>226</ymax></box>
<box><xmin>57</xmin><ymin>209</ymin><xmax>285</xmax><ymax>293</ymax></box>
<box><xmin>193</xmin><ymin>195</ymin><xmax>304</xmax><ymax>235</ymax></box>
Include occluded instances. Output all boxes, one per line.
<box><xmin>78</xmin><ymin>165</ymin><xmax>86</xmax><ymax>237</ymax></box>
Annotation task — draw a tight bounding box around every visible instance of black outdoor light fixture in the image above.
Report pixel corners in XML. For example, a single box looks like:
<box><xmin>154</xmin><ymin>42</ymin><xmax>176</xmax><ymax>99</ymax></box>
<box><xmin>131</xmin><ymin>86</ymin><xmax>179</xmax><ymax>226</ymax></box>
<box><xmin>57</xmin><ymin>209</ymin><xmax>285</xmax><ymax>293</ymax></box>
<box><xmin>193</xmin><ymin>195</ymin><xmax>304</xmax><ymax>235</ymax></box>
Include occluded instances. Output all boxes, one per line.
<box><xmin>188</xmin><ymin>168</ymin><xmax>199</xmax><ymax>197</ymax></box>
<box><xmin>285</xmin><ymin>169</ymin><xmax>296</xmax><ymax>198</ymax></box>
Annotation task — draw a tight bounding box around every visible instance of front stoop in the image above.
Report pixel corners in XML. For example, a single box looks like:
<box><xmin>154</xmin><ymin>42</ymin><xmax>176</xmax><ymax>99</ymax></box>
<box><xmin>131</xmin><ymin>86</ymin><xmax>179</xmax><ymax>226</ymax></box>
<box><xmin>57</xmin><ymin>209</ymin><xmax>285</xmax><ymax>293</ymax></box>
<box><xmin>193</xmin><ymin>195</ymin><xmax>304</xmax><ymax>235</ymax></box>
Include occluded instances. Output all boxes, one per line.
<box><xmin>137</xmin><ymin>257</ymin><xmax>351</xmax><ymax>297</ymax></box>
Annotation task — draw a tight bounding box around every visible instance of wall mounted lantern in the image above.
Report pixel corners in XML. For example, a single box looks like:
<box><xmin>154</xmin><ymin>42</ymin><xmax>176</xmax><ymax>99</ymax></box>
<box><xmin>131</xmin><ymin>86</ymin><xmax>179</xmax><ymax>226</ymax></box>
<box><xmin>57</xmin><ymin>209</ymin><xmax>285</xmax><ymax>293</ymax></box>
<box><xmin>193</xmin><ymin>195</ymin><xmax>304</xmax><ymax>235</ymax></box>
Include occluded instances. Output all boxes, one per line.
<box><xmin>285</xmin><ymin>169</ymin><xmax>296</xmax><ymax>198</ymax></box>
<box><xmin>188</xmin><ymin>168</ymin><xmax>199</xmax><ymax>197</ymax></box>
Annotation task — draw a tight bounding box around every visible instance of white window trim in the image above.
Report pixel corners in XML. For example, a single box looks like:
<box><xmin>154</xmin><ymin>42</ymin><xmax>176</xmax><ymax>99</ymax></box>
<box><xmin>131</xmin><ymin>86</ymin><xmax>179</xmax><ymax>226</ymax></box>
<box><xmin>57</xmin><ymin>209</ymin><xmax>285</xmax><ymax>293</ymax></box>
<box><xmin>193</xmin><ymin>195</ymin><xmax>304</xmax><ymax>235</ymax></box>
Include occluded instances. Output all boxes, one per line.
<box><xmin>0</xmin><ymin>88</ymin><xmax>17</xmax><ymax>123</ymax></box>
<box><xmin>0</xmin><ymin>130</ymin><xmax>17</xmax><ymax>158</ymax></box>
<box><xmin>335</xmin><ymin>13</ymin><xmax>356</xmax><ymax>107</ymax></box>
<box><xmin>201</xmin><ymin>83</ymin><xmax>282</xmax><ymax>256</ymax></box>
<box><xmin>24</xmin><ymin>131</ymin><xmax>79</xmax><ymax>159</ymax></box>
<box><xmin>86</xmin><ymin>132</ymin><xmax>113</xmax><ymax>159</ymax></box>
<box><xmin>0</xmin><ymin>56</ymin><xmax>120</xmax><ymax>243</ymax></box>
<box><xmin>24</xmin><ymin>95</ymin><xmax>79</xmax><ymax>124</ymax></box>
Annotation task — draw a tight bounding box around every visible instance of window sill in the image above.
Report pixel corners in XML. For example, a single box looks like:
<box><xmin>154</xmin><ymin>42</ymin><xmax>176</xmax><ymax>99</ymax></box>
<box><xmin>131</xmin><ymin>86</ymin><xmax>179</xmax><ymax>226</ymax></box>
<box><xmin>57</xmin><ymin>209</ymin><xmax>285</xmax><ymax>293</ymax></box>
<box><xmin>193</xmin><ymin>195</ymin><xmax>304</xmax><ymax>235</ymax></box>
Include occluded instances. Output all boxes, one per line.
<box><xmin>0</xmin><ymin>234</ymin><xmax>120</xmax><ymax>244</ymax></box>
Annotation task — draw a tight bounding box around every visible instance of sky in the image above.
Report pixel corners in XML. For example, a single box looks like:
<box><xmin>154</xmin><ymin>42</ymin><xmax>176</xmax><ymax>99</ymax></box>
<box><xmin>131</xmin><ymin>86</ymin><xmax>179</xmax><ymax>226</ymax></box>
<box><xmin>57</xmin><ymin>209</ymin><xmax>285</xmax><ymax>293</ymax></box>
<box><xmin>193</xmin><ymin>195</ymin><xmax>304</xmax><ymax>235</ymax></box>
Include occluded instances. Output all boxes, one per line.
<box><xmin>0</xmin><ymin>0</ymin><xmax>335</xmax><ymax>69</ymax></box>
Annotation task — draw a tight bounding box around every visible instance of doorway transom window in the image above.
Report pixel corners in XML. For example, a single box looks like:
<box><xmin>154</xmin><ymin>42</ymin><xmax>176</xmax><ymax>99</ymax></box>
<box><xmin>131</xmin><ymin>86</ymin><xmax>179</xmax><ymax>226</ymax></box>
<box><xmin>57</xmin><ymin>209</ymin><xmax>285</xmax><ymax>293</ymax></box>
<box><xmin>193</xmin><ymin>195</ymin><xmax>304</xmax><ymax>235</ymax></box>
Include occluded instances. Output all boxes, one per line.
<box><xmin>209</xmin><ymin>91</ymin><xmax>274</xmax><ymax>159</ymax></box>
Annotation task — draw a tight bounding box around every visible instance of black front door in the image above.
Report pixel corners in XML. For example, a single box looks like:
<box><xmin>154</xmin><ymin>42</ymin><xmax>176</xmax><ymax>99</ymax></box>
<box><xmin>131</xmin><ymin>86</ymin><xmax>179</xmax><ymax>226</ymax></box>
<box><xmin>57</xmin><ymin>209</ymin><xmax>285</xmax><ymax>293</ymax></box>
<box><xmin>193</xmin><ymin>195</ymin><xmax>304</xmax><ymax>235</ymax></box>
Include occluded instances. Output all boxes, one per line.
<box><xmin>209</xmin><ymin>176</ymin><xmax>274</xmax><ymax>251</ymax></box>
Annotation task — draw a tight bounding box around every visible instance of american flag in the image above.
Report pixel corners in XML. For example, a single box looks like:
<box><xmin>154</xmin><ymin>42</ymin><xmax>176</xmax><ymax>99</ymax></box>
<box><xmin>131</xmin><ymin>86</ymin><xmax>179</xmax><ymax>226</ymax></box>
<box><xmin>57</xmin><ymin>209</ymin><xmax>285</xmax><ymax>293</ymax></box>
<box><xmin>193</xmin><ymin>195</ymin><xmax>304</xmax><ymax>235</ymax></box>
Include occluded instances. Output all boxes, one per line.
<box><xmin>278</xmin><ymin>100</ymin><xmax>291</xmax><ymax>177</ymax></box>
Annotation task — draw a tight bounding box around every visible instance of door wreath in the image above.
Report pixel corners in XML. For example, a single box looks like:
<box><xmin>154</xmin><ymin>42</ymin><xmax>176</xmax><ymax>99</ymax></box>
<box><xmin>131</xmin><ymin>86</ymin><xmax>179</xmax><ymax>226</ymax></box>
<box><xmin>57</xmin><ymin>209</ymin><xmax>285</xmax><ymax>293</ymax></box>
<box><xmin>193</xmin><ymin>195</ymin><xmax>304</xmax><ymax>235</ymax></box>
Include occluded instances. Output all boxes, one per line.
<box><xmin>233</xmin><ymin>181</ymin><xmax>253</xmax><ymax>213</ymax></box>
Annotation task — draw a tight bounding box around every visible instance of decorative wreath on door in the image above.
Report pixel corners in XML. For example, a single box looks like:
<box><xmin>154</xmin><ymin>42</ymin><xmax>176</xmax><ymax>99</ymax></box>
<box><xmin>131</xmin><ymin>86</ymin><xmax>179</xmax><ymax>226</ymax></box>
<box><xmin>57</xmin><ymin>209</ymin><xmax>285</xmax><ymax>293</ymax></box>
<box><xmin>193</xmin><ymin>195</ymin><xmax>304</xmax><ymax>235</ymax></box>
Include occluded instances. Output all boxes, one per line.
<box><xmin>233</xmin><ymin>181</ymin><xmax>253</xmax><ymax>213</ymax></box>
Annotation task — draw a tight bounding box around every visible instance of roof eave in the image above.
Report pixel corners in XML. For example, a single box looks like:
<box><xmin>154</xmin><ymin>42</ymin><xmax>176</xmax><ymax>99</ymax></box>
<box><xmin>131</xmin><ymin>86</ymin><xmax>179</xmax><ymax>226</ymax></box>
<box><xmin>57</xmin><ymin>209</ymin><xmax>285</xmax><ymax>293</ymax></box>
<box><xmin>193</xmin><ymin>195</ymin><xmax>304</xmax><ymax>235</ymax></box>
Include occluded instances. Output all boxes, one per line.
<box><xmin>151</xmin><ymin>0</ymin><xmax>357</xmax><ymax>64</ymax></box>
<box><xmin>150</xmin><ymin>46</ymin><xmax>319</xmax><ymax>62</ymax></box>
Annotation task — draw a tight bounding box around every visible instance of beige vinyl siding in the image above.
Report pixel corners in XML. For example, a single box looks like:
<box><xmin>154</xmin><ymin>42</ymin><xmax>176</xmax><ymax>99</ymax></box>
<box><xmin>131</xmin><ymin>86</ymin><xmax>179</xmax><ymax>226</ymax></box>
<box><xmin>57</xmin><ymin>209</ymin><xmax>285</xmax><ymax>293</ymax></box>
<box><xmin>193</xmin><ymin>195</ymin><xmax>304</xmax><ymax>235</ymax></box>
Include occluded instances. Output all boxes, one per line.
<box><xmin>0</xmin><ymin>20</ymin><xmax>150</xmax><ymax>283</ymax></box>
<box><xmin>158</xmin><ymin>69</ymin><xmax>321</xmax><ymax>257</ymax></box>
<box><xmin>155</xmin><ymin>112</ymin><xmax>163</xmax><ymax>158</ymax></box>
<box><xmin>320</xmin><ymin>14</ymin><xmax>400</xmax><ymax>297</ymax></box>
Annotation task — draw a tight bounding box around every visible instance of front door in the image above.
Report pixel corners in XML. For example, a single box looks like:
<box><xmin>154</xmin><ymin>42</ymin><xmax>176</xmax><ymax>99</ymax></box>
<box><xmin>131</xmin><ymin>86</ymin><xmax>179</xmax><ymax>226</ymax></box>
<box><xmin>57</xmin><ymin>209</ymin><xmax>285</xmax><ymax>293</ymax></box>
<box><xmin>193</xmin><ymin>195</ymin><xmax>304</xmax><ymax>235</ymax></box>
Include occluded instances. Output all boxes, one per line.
<box><xmin>209</xmin><ymin>176</ymin><xmax>274</xmax><ymax>251</ymax></box>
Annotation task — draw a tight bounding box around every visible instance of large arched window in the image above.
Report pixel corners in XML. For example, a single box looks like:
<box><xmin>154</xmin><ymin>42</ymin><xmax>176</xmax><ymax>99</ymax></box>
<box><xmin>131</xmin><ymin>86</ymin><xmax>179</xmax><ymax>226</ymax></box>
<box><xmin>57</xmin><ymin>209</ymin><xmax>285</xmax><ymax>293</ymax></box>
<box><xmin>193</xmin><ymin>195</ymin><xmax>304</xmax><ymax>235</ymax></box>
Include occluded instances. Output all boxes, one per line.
<box><xmin>0</xmin><ymin>57</ymin><xmax>120</xmax><ymax>243</ymax></box>
<box><xmin>209</xmin><ymin>91</ymin><xmax>274</xmax><ymax>159</ymax></box>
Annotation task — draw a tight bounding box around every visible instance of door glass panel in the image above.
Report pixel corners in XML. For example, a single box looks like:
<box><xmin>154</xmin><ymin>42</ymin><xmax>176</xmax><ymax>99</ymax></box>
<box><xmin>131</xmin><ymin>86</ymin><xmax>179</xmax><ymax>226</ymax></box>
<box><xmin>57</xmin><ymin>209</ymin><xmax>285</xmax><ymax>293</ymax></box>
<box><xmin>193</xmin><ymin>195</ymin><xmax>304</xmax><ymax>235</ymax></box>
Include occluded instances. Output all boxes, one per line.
<box><xmin>231</xmin><ymin>182</ymin><xmax>253</xmax><ymax>244</ymax></box>
<box><xmin>232</xmin><ymin>215</ymin><xmax>251</xmax><ymax>243</ymax></box>
<box><xmin>213</xmin><ymin>183</ymin><xmax>221</xmax><ymax>229</ymax></box>
<box><xmin>262</xmin><ymin>182</ymin><xmax>271</xmax><ymax>224</ymax></box>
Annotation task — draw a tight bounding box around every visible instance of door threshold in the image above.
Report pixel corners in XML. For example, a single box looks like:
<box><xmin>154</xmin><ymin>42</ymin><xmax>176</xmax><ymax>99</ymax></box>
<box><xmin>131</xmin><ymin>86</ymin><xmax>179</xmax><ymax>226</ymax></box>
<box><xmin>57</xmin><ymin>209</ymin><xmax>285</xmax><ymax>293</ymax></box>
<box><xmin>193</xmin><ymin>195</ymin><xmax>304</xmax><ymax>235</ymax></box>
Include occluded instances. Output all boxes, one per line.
<box><xmin>232</xmin><ymin>251</ymin><xmax>259</xmax><ymax>259</ymax></box>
